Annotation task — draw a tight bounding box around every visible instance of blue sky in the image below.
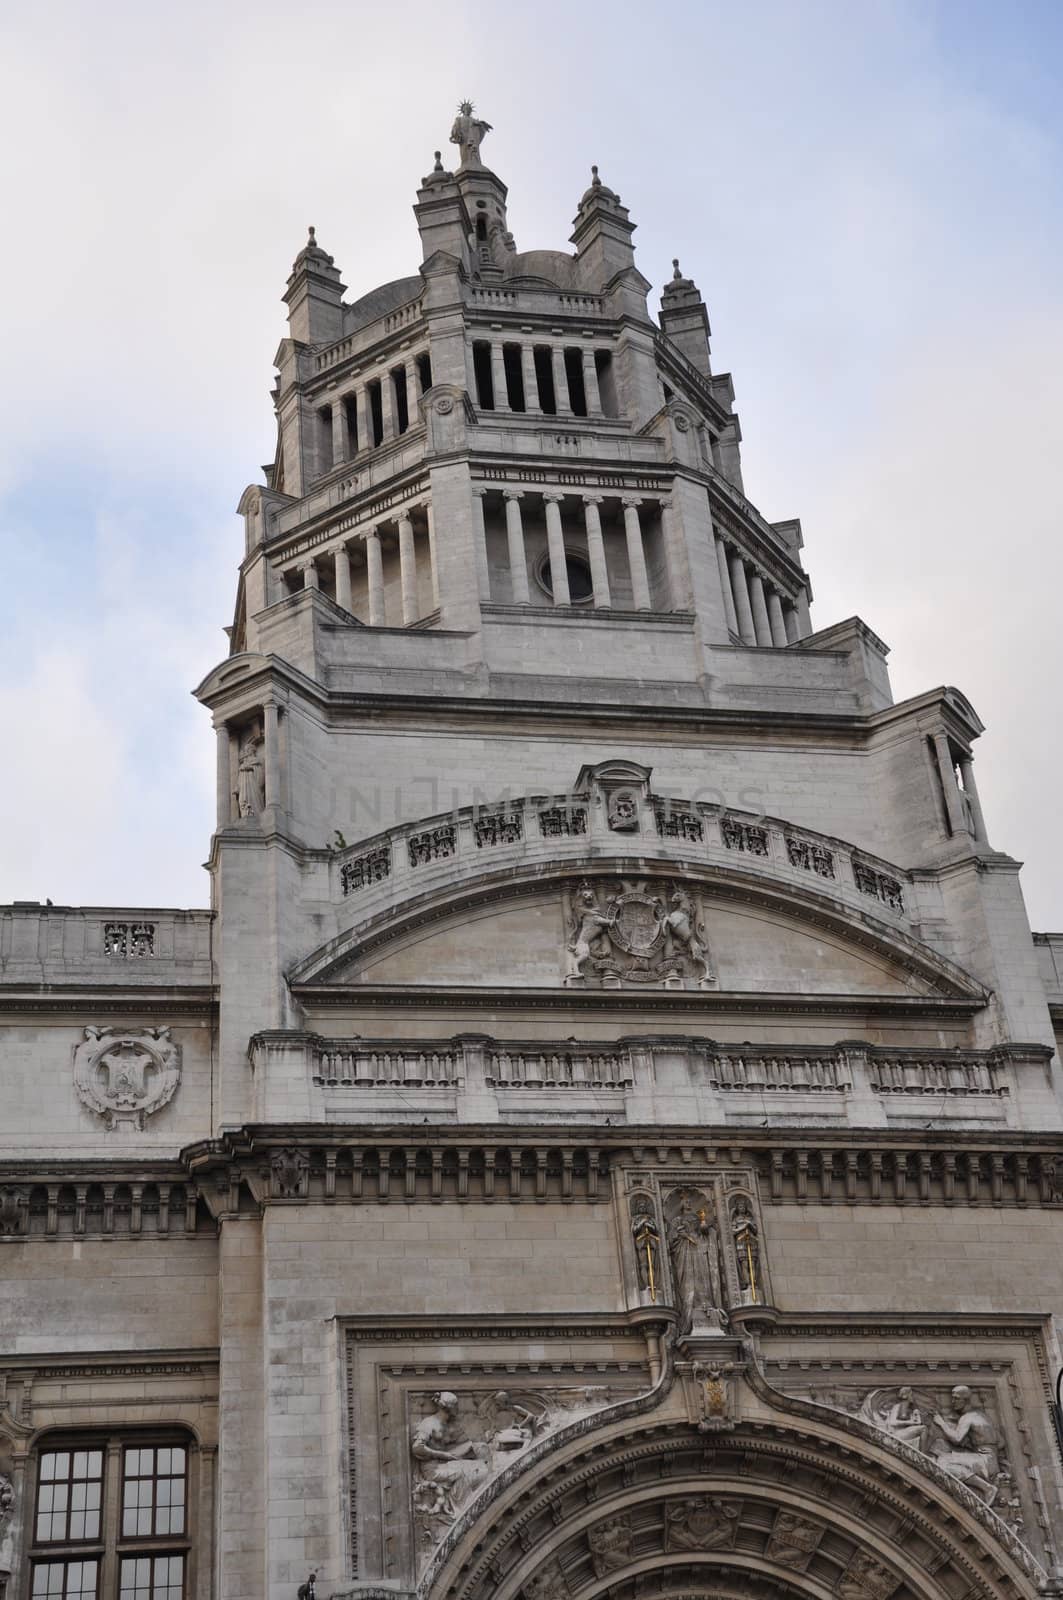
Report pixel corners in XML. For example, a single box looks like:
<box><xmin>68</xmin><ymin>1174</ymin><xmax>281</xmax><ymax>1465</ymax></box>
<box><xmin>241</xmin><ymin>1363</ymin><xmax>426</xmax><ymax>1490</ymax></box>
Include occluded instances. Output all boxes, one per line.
<box><xmin>2</xmin><ymin>0</ymin><xmax>1062</xmax><ymax>925</ymax></box>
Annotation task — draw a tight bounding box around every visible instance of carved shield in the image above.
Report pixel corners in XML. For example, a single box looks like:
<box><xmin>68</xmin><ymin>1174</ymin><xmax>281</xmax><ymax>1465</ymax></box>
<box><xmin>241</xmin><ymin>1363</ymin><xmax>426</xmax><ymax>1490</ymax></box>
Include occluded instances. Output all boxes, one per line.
<box><xmin>610</xmin><ymin>894</ymin><xmax>663</xmax><ymax>956</ymax></box>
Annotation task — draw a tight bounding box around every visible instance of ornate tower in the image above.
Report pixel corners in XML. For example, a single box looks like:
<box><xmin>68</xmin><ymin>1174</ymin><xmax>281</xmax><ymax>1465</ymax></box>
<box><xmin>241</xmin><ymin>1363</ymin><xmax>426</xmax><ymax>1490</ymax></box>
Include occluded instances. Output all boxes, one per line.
<box><xmin>4</xmin><ymin>104</ymin><xmax>1063</xmax><ymax>1600</ymax></box>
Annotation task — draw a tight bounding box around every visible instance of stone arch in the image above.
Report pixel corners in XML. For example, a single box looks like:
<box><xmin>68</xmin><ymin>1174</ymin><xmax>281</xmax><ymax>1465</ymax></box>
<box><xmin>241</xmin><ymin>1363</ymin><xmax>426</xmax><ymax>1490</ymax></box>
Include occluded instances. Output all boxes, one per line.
<box><xmin>422</xmin><ymin>1417</ymin><xmax>1044</xmax><ymax>1600</ymax></box>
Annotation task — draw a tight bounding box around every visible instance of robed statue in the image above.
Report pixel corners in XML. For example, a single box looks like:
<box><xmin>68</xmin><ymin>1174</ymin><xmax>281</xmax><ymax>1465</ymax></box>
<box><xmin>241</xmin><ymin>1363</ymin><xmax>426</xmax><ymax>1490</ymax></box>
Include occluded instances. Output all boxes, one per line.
<box><xmin>450</xmin><ymin>100</ymin><xmax>492</xmax><ymax>167</ymax></box>
<box><xmin>667</xmin><ymin>1192</ymin><xmax>726</xmax><ymax>1334</ymax></box>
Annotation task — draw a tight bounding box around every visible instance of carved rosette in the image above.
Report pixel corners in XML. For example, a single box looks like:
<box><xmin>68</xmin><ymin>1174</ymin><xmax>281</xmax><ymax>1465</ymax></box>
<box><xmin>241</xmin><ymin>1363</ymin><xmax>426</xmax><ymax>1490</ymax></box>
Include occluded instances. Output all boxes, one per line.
<box><xmin>72</xmin><ymin>1026</ymin><xmax>181</xmax><ymax>1131</ymax></box>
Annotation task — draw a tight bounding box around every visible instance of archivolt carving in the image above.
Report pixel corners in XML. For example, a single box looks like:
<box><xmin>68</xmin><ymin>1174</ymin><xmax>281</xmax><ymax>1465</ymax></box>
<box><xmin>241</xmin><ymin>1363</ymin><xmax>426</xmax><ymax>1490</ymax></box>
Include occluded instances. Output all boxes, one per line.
<box><xmin>72</xmin><ymin>1026</ymin><xmax>181</xmax><ymax>1130</ymax></box>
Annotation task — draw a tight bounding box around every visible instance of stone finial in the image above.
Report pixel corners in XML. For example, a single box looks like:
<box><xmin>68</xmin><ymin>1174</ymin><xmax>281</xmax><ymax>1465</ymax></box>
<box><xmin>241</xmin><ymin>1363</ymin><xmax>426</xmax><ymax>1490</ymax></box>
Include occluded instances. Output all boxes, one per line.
<box><xmin>591</xmin><ymin>164</ymin><xmax>601</xmax><ymax>189</ymax></box>
<box><xmin>433</xmin><ymin>150</ymin><xmax>443</xmax><ymax>172</ymax></box>
<box><xmin>673</xmin><ymin>258</ymin><xmax>682</xmax><ymax>279</ymax></box>
<box><xmin>308</xmin><ymin>225</ymin><xmax>317</xmax><ymax>246</ymax></box>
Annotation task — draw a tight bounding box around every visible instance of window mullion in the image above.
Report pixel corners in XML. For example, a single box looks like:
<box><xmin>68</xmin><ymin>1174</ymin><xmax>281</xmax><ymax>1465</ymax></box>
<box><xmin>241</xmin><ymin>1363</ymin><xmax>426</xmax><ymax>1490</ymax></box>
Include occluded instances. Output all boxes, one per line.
<box><xmin>99</xmin><ymin>1441</ymin><xmax>122</xmax><ymax>1599</ymax></box>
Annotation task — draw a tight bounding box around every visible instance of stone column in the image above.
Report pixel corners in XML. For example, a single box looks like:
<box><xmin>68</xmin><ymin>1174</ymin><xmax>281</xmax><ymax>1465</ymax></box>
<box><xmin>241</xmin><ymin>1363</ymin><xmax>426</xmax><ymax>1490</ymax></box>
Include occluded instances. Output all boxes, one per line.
<box><xmin>582</xmin><ymin>348</ymin><xmax>602</xmax><ymax>413</ymax></box>
<box><xmin>622</xmin><ymin>497</ymin><xmax>652</xmax><ymax>611</ymax></box>
<box><xmin>933</xmin><ymin>731</ymin><xmax>968</xmax><ymax>836</ymax></box>
<box><xmin>263</xmin><ymin>702</ymin><xmax>280</xmax><ymax>807</ymax></box>
<box><xmin>551</xmin><ymin>345</ymin><xmax>573</xmax><ymax>414</ymax></box>
<box><xmin>381</xmin><ymin>370</ymin><xmax>397</xmax><ymax>440</ymax></box>
<box><xmin>354</xmin><ymin>387</ymin><xmax>368</xmax><ymax>455</ymax></box>
<box><xmin>465</xmin><ymin>340</ymin><xmax>479</xmax><ymax>404</ymax></box>
<box><xmin>398</xmin><ymin>515</ymin><xmax>418</xmax><ymax>624</ymax></box>
<box><xmin>216</xmin><ymin>725</ymin><xmax>232</xmax><ymax>824</ymax></box>
<box><xmin>406</xmin><ymin>358</ymin><xmax>421</xmax><ymax>423</ymax></box>
<box><xmin>716</xmin><ymin>539</ymin><xmax>739</xmax><ymax>635</ymax></box>
<box><xmin>959</xmin><ymin>755</ymin><xmax>989</xmax><ymax>842</ymax></box>
<box><xmin>490</xmin><ymin>341</ymin><xmax>510</xmax><ymax>411</ymax></box>
<box><xmin>366</xmin><ymin>529</ymin><xmax>385</xmax><ymax>625</ymax></box>
<box><xmin>471</xmin><ymin>487</ymin><xmax>492</xmax><ymax>602</ymax></box>
<box><xmin>424</xmin><ymin>502</ymin><xmax>440</xmax><ymax>610</ymax></box>
<box><xmin>784</xmin><ymin>601</ymin><xmax>800</xmax><ymax>643</ymax></box>
<box><xmin>302</xmin><ymin>560</ymin><xmax>319</xmax><ymax>592</ymax></box>
<box><xmin>583</xmin><ymin>495</ymin><xmax>611</xmax><ymax>607</ymax></box>
<box><xmin>748</xmin><ymin>570</ymin><xmax>772</xmax><ymax>646</ymax></box>
<box><xmin>334</xmin><ymin>544</ymin><xmax>352</xmax><ymax>612</ymax></box>
<box><xmin>504</xmin><ymin>490</ymin><xmax>530</xmax><ymax>604</ymax></box>
<box><xmin>99</xmin><ymin>1438</ymin><xmax>123</xmax><ymax>1599</ymax></box>
<box><xmin>331</xmin><ymin>397</ymin><xmax>347</xmax><ymax>465</ymax></box>
<box><xmin>729</xmin><ymin>552</ymin><xmax>757</xmax><ymax>644</ymax></box>
<box><xmin>767</xmin><ymin>588</ymin><xmax>788</xmax><ymax>647</ymax></box>
<box><xmin>543</xmin><ymin>493</ymin><xmax>571</xmax><ymax>605</ymax></box>
<box><xmin>521</xmin><ymin>344</ymin><xmax>541</xmax><ymax>412</ymax></box>
<box><xmin>796</xmin><ymin>588</ymin><xmax>812</xmax><ymax>637</ymax></box>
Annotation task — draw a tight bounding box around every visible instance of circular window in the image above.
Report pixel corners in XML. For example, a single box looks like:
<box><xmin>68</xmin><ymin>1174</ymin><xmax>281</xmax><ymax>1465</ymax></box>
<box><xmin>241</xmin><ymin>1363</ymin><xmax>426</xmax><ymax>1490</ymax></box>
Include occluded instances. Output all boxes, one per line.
<box><xmin>536</xmin><ymin>551</ymin><xmax>594</xmax><ymax>604</ymax></box>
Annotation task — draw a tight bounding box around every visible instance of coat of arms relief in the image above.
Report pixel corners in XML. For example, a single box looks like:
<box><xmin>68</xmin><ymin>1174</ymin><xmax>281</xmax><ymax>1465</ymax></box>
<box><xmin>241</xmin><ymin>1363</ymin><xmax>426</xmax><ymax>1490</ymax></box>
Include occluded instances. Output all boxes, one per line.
<box><xmin>562</xmin><ymin>879</ymin><xmax>715</xmax><ymax>989</ymax></box>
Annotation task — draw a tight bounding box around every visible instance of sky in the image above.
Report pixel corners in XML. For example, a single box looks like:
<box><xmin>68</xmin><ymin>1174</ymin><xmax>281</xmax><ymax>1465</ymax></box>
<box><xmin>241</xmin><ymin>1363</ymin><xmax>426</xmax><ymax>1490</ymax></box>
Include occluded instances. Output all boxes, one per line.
<box><xmin>1</xmin><ymin>0</ymin><xmax>1061</xmax><ymax>925</ymax></box>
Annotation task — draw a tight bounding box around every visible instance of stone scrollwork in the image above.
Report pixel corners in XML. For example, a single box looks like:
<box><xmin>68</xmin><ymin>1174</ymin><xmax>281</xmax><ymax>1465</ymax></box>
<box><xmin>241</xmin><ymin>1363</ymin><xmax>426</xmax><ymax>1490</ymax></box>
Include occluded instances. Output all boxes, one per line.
<box><xmin>72</xmin><ymin>1026</ymin><xmax>181</xmax><ymax>1130</ymax></box>
<box><xmin>562</xmin><ymin>878</ymin><xmax>715</xmax><ymax>990</ymax></box>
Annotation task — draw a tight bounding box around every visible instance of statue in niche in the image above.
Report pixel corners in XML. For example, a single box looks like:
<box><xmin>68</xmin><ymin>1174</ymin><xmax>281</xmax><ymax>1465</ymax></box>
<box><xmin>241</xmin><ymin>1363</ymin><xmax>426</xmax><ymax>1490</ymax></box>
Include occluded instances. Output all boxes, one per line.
<box><xmin>564</xmin><ymin>883</ymin><xmax>617</xmax><ymax>982</ymax></box>
<box><xmin>666</xmin><ymin>1190</ymin><xmax>726</xmax><ymax>1334</ymax></box>
<box><xmin>236</xmin><ymin>723</ymin><xmax>266</xmax><ymax>817</ymax></box>
<box><xmin>730</xmin><ymin>1196</ymin><xmax>762</xmax><ymax>1304</ymax></box>
<box><xmin>659</xmin><ymin>887</ymin><xmax>712</xmax><ymax>981</ymax></box>
<box><xmin>928</xmin><ymin>1385</ymin><xmax>1001</xmax><ymax>1505</ymax></box>
<box><xmin>411</xmin><ymin>1391</ymin><xmax>490</xmax><ymax>1521</ymax></box>
<box><xmin>449</xmin><ymin>100</ymin><xmax>492</xmax><ymax>167</ymax></box>
<box><xmin>630</xmin><ymin>1195</ymin><xmax>661</xmax><ymax>1301</ymax></box>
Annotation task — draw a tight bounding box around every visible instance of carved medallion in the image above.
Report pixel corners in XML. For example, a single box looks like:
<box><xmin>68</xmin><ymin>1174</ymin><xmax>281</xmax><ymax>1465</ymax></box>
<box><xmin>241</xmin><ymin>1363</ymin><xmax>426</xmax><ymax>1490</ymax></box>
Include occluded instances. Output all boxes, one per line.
<box><xmin>72</xmin><ymin>1026</ymin><xmax>181</xmax><ymax>1130</ymax></box>
<box><xmin>766</xmin><ymin>1511</ymin><xmax>821</xmax><ymax>1569</ymax></box>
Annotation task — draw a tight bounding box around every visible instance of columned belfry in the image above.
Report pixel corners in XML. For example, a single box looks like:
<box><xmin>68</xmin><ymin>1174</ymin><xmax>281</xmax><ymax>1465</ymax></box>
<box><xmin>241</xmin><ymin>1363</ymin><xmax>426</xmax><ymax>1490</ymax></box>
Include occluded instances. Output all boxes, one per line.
<box><xmin>3</xmin><ymin>103</ymin><xmax>1063</xmax><ymax>1600</ymax></box>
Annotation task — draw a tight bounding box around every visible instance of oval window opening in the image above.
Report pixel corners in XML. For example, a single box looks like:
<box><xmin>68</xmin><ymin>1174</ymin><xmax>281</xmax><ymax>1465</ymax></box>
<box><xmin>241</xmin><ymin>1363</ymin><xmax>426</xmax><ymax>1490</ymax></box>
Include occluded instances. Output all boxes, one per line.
<box><xmin>539</xmin><ymin>552</ymin><xmax>594</xmax><ymax>604</ymax></box>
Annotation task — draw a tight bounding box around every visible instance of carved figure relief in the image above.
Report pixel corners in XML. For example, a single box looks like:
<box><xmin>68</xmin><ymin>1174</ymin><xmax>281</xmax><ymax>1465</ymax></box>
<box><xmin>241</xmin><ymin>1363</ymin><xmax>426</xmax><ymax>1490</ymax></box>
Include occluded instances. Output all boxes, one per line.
<box><xmin>0</xmin><ymin>1189</ymin><xmax>23</xmax><ymax>1237</ymax></box>
<box><xmin>766</xmin><ymin>1511</ymin><xmax>821</xmax><ymax>1569</ymax></box>
<box><xmin>409</xmin><ymin>1386</ymin><xmax>612</xmax><ymax>1552</ymax></box>
<box><xmin>523</xmin><ymin>1562</ymin><xmax>568</xmax><ymax>1600</ymax></box>
<box><xmin>664</xmin><ymin>1495</ymin><xmax>740</xmax><ymax>1551</ymax></box>
<box><xmin>0</xmin><ymin>1473</ymin><xmax>13</xmax><ymax>1537</ymax></box>
<box><xmin>72</xmin><ymin>1026</ymin><xmax>181</xmax><ymax>1130</ymax></box>
<box><xmin>684</xmin><ymin>1358</ymin><xmax>737</xmax><ymax>1432</ymax></box>
<box><xmin>588</xmin><ymin>1514</ymin><xmax>632</xmax><ymax>1575</ymax></box>
<box><xmin>859</xmin><ymin>1382</ymin><xmax>1003</xmax><ymax>1506</ymax></box>
<box><xmin>666</xmin><ymin>1189</ymin><xmax>726</xmax><ymax>1334</ymax></box>
<box><xmin>562</xmin><ymin>879</ymin><xmax>714</xmax><ymax>989</ymax></box>
<box><xmin>836</xmin><ymin>1551</ymin><xmax>898</xmax><ymax>1600</ymax></box>
<box><xmin>236</xmin><ymin>722</ymin><xmax>265</xmax><ymax>817</ymax></box>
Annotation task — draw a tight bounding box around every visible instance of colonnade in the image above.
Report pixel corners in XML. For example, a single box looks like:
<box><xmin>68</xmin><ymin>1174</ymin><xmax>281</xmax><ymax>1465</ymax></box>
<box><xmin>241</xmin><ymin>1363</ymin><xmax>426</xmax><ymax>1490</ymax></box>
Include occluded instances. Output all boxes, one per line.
<box><xmin>324</xmin><ymin>348</ymin><xmax>430</xmax><ymax>466</ymax></box>
<box><xmin>471</xmin><ymin>488</ymin><xmax>653</xmax><ymax>609</ymax></box>
<box><xmin>469</xmin><ymin>337</ymin><xmax>611</xmax><ymax>417</ymax></box>
<box><xmin>715</xmin><ymin>533</ymin><xmax>807</xmax><ymax>647</ymax></box>
<box><xmin>931</xmin><ymin>732</ymin><xmax>989</xmax><ymax>843</ymax></box>
<box><xmin>295</xmin><ymin>505</ymin><xmax>436</xmax><ymax>628</ymax></box>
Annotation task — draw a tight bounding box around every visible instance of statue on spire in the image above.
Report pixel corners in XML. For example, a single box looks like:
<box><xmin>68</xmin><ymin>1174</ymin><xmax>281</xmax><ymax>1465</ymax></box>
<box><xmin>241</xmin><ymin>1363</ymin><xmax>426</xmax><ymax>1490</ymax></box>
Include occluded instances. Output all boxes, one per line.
<box><xmin>450</xmin><ymin>100</ymin><xmax>492</xmax><ymax>168</ymax></box>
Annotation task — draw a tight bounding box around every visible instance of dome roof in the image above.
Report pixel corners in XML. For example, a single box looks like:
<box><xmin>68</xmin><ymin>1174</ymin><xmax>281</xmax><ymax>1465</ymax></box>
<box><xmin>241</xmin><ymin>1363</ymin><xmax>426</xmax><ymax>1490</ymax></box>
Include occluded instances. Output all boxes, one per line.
<box><xmin>502</xmin><ymin>249</ymin><xmax>579</xmax><ymax>290</ymax></box>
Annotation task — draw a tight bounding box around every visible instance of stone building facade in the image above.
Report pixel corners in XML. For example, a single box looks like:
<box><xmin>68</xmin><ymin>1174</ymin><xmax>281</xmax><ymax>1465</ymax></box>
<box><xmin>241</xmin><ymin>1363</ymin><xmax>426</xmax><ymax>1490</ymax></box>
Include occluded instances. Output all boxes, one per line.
<box><xmin>3</xmin><ymin>102</ymin><xmax>1063</xmax><ymax>1600</ymax></box>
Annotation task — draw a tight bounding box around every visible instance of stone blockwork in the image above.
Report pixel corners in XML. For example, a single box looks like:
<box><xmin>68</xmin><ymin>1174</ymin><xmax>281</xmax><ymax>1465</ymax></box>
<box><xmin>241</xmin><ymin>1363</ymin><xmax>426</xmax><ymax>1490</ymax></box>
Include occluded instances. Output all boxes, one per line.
<box><xmin>4</xmin><ymin>103</ymin><xmax>1063</xmax><ymax>1600</ymax></box>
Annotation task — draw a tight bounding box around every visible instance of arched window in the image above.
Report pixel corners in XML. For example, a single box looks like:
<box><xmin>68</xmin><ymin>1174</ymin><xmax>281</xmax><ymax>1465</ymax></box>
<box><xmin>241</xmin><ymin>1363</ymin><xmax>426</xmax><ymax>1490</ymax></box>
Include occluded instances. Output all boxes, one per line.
<box><xmin>28</xmin><ymin>1432</ymin><xmax>192</xmax><ymax>1599</ymax></box>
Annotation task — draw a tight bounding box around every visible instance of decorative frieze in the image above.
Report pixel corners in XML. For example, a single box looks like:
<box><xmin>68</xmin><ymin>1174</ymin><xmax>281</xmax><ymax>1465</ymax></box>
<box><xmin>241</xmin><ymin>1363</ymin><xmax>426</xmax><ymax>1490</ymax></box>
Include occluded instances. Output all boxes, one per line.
<box><xmin>473</xmin><ymin>811</ymin><xmax>523</xmax><ymax>847</ymax></box>
<box><xmin>341</xmin><ymin>846</ymin><xmax>391</xmax><ymax>895</ymax></box>
<box><xmin>785</xmin><ymin>836</ymin><xmax>835</xmax><ymax>878</ymax></box>
<box><xmin>484</xmin><ymin>1048</ymin><xmax>631</xmax><ymax>1089</ymax></box>
<box><xmin>537</xmin><ymin>806</ymin><xmax>587</xmax><ymax>838</ymax></box>
<box><xmin>102</xmin><ymin>921</ymin><xmax>156</xmax><ymax>958</ymax></box>
<box><xmin>853</xmin><ymin>859</ymin><xmax>904</xmax><ymax>912</ymax></box>
<box><xmin>0</xmin><ymin>1178</ymin><xmax>200</xmax><ymax>1239</ymax></box>
<box><xmin>721</xmin><ymin>816</ymin><xmax>769</xmax><ymax>855</ymax></box>
<box><xmin>312</xmin><ymin>1045</ymin><xmax>462</xmax><ymax>1088</ymax></box>
<box><xmin>408</xmin><ymin>826</ymin><xmax>456</xmax><ymax>866</ymax></box>
<box><xmin>654</xmin><ymin>805</ymin><xmax>703</xmax><ymax>842</ymax></box>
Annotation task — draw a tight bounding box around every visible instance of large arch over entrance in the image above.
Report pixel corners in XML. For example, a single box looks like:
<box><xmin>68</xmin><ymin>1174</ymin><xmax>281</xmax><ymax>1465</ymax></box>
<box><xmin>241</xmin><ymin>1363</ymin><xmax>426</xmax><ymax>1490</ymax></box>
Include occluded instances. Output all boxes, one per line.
<box><xmin>422</xmin><ymin>1416</ymin><xmax>1046</xmax><ymax>1600</ymax></box>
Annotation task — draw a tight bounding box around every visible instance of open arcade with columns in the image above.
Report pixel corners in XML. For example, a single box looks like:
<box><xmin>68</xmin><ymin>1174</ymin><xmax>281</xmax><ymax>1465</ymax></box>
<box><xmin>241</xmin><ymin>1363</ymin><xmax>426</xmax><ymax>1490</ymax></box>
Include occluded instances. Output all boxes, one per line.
<box><xmin>4</xmin><ymin>101</ymin><xmax>1063</xmax><ymax>1600</ymax></box>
